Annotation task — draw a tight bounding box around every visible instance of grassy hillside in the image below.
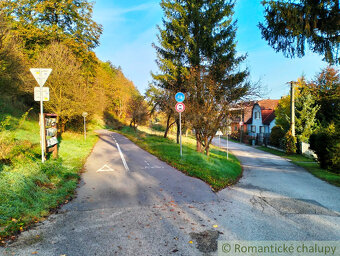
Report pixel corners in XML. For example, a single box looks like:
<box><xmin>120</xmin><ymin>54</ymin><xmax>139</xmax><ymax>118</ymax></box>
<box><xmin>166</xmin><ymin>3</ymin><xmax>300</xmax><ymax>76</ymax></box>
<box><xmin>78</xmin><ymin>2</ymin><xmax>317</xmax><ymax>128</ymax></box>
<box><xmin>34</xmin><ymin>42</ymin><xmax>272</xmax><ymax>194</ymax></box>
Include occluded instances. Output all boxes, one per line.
<box><xmin>0</xmin><ymin>106</ymin><xmax>99</xmax><ymax>243</ymax></box>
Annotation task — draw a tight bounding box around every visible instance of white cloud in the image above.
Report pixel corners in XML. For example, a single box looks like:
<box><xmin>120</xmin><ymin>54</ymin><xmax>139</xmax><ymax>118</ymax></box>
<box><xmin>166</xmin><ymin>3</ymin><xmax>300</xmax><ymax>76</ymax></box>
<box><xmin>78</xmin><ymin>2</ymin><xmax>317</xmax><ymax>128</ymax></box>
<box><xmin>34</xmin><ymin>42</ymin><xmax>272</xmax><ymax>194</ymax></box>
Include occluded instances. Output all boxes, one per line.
<box><xmin>94</xmin><ymin>2</ymin><xmax>159</xmax><ymax>23</ymax></box>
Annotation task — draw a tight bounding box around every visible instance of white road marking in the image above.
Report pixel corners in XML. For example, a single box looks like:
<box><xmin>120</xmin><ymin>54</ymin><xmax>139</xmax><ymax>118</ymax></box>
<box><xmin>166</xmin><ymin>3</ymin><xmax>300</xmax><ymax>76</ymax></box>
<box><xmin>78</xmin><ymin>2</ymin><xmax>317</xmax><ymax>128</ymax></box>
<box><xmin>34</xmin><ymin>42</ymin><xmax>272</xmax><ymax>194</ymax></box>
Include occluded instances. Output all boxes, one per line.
<box><xmin>96</xmin><ymin>164</ymin><xmax>114</xmax><ymax>173</ymax></box>
<box><xmin>116</xmin><ymin>141</ymin><xmax>130</xmax><ymax>171</ymax></box>
<box><xmin>143</xmin><ymin>160</ymin><xmax>164</xmax><ymax>169</ymax></box>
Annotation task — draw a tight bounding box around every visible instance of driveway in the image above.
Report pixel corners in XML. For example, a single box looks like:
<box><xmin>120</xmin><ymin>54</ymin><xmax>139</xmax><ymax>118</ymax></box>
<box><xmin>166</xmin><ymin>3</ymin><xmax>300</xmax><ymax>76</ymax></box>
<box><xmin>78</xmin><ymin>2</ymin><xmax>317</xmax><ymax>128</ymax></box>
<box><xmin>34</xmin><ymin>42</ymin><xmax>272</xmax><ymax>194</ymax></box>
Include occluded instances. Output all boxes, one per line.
<box><xmin>1</xmin><ymin>132</ymin><xmax>339</xmax><ymax>255</ymax></box>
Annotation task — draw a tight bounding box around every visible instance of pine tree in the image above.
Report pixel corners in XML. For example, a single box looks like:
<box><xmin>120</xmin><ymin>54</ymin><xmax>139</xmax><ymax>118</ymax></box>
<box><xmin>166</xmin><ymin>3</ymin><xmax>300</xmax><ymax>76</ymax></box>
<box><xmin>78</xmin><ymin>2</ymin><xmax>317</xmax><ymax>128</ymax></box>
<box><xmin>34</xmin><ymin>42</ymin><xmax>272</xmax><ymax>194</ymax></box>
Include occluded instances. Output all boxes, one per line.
<box><xmin>295</xmin><ymin>93</ymin><xmax>320</xmax><ymax>143</ymax></box>
<box><xmin>153</xmin><ymin>0</ymin><xmax>249</xmax><ymax>155</ymax></box>
<box><xmin>259</xmin><ymin>0</ymin><xmax>339</xmax><ymax>64</ymax></box>
<box><xmin>275</xmin><ymin>77</ymin><xmax>320</xmax><ymax>143</ymax></box>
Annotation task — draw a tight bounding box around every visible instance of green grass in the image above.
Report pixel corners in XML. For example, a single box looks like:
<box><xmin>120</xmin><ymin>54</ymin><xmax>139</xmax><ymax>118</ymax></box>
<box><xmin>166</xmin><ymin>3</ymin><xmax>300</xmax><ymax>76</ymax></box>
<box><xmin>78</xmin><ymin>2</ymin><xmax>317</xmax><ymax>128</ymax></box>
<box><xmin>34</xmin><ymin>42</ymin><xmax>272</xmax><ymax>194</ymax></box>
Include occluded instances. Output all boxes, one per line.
<box><xmin>117</xmin><ymin>126</ymin><xmax>242</xmax><ymax>191</ymax></box>
<box><xmin>0</xmin><ymin>115</ymin><xmax>99</xmax><ymax>243</ymax></box>
<box><xmin>257</xmin><ymin>146</ymin><xmax>340</xmax><ymax>187</ymax></box>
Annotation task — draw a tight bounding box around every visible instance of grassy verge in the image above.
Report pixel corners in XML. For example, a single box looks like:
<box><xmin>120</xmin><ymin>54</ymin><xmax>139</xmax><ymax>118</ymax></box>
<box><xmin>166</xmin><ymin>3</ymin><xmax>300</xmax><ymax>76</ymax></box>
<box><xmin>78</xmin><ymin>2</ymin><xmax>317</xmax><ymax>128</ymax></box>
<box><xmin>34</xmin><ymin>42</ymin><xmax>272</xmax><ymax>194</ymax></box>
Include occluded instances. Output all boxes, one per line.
<box><xmin>257</xmin><ymin>146</ymin><xmax>340</xmax><ymax>187</ymax></box>
<box><xmin>117</xmin><ymin>126</ymin><xmax>242</xmax><ymax>191</ymax></box>
<box><xmin>0</xmin><ymin>115</ymin><xmax>99</xmax><ymax>243</ymax></box>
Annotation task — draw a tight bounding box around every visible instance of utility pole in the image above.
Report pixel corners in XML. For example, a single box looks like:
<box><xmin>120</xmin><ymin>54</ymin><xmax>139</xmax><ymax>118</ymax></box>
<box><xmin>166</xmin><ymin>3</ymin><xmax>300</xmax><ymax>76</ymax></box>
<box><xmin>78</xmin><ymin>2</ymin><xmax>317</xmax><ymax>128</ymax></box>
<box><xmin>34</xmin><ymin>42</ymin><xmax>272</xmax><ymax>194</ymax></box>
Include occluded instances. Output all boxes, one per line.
<box><xmin>289</xmin><ymin>81</ymin><xmax>295</xmax><ymax>137</ymax></box>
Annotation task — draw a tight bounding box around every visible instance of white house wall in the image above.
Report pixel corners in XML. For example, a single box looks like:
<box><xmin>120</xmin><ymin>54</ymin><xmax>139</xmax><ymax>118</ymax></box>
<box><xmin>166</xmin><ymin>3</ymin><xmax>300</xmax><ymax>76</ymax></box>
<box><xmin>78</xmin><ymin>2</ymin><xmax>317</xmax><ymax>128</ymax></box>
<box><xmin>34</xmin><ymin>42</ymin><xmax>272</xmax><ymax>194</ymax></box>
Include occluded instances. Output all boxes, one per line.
<box><xmin>269</xmin><ymin>119</ymin><xmax>276</xmax><ymax>132</ymax></box>
<box><xmin>252</xmin><ymin>105</ymin><xmax>262</xmax><ymax>135</ymax></box>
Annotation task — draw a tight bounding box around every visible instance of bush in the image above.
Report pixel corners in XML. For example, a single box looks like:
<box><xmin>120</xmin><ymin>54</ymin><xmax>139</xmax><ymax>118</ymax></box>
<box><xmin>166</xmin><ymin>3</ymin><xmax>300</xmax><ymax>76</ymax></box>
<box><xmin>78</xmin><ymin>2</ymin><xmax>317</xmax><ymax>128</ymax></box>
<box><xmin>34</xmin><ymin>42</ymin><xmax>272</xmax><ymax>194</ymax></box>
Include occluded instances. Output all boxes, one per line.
<box><xmin>284</xmin><ymin>130</ymin><xmax>297</xmax><ymax>154</ymax></box>
<box><xmin>230</xmin><ymin>130</ymin><xmax>240</xmax><ymax>141</ymax></box>
<box><xmin>151</xmin><ymin>123</ymin><xmax>165</xmax><ymax>132</ymax></box>
<box><xmin>309</xmin><ymin>124</ymin><xmax>340</xmax><ymax>173</ymax></box>
<box><xmin>269</xmin><ymin>125</ymin><xmax>285</xmax><ymax>148</ymax></box>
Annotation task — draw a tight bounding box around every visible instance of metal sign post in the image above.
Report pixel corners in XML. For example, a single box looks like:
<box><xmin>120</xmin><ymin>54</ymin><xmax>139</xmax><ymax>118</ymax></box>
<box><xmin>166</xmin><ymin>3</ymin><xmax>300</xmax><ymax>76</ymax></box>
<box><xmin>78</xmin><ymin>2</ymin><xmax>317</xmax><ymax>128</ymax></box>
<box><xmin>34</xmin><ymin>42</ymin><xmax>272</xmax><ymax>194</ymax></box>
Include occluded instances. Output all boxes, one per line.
<box><xmin>175</xmin><ymin>96</ymin><xmax>185</xmax><ymax>157</ymax></box>
<box><xmin>30</xmin><ymin>68</ymin><xmax>52</xmax><ymax>163</ymax></box>
<box><xmin>215</xmin><ymin>130</ymin><xmax>223</xmax><ymax>148</ymax></box>
<box><xmin>82</xmin><ymin>112</ymin><xmax>88</xmax><ymax>140</ymax></box>
<box><xmin>227</xmin><ymin>133</ymin><xmax>229</xmax><ymax>160</ymax></box>
<box><xmin>239</xmin><ymin>121</ymin><xmax>243</xmax><ymax>143</ymax></box>
<box><xmin>179</xmin><ymin>112</ymin><xmax>182</xmax><ymax>156</ymax></box>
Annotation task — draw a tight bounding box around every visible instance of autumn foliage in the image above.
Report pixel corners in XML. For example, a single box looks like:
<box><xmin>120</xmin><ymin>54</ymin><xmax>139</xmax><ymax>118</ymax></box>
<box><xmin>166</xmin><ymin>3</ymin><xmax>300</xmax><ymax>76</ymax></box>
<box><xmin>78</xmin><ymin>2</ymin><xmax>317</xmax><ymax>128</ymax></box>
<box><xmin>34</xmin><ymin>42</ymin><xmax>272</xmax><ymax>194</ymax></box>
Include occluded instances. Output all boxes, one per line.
<box><xmin>0</xmin><ymin>1</ymin><xmax>141</xmax><ymax>131</ymax></box>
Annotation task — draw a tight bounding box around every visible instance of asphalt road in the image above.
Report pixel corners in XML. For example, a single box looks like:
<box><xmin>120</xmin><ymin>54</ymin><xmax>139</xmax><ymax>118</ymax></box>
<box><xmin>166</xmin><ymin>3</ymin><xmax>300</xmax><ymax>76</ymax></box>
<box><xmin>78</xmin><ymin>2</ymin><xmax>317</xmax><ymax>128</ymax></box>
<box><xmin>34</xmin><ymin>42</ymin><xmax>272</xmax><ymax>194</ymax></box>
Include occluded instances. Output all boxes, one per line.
<box><xmin>1</xmin><ymin>131</ymin><xmax>339</xmax><ymax>256</ymax></box>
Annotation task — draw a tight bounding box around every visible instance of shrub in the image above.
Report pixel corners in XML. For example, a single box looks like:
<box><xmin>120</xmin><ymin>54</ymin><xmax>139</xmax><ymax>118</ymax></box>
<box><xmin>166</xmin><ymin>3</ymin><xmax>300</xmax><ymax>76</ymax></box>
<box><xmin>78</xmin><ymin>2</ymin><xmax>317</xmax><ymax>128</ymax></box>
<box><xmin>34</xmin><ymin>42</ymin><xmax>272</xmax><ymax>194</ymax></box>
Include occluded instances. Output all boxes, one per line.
<box><xmin>230</xmin><ymin>130</ymin><xmax>240</xmax><ymax>141</ymax></box>
<box><xmin>151</xmin><ymin>123</ymin><xmax>165</xmax><ymax>132</ymax></box>
<box><xmin>270</xmin><ymin>125</ymin><xmax>285</xmax><ymax>148</ymax></box>
<box><xmin>309</xmin><ymin>124</ymin><xmax>340</xmax><ymax>173</ymax></box>
<box><xmin>284</xmin><ymin>130</ymin><xmax>297</xmax><ymax>154</ymax></box>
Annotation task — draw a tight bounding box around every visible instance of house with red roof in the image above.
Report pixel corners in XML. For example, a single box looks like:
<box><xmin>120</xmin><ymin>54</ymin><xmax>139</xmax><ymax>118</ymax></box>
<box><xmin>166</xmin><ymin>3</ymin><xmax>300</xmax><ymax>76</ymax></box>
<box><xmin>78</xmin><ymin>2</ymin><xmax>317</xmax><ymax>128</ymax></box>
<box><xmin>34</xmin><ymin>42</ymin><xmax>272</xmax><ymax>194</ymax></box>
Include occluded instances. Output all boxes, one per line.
<box><xmin>245</xmin><ymin>100</ymin><xmax>279</xmax><ymax>141</ymax></box>
<box><xmin>229</xmin><ymin>99</ymin><xmax>279</xmax><ymax>136</ymax></box>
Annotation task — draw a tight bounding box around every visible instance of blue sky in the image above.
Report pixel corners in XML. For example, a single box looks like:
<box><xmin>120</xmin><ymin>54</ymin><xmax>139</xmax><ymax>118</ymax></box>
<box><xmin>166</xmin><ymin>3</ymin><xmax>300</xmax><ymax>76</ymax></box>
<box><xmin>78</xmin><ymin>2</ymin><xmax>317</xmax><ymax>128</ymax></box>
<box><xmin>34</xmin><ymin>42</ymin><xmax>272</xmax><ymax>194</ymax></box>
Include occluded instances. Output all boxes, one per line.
<box><xmin>92</xmin><ymin>0</ymin><xmax>328</xmax><ymax>99</ymax></box>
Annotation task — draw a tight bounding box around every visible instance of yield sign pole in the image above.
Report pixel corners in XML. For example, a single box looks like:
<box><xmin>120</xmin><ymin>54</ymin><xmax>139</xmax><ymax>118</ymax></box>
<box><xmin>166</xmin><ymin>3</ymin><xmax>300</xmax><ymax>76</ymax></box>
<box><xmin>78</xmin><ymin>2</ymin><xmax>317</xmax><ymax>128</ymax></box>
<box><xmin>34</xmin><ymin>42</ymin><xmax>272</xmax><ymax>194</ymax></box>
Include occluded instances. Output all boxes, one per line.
<box><xmin>30</xmin><ymin>68</ymin><xmax>52</xmax><ymax>163</ymax></box>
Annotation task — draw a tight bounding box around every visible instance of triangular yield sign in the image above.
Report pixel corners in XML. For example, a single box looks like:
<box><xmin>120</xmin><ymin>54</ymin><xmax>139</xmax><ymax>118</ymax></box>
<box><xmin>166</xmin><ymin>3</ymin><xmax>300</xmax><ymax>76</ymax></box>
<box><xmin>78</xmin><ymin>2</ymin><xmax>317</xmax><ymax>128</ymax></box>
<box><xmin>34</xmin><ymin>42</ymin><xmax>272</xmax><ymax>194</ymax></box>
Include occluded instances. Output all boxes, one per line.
<box><xmin>96</xmin><ymin>164</ymin><xmax>114</xmax><ymax>173</ymax></box>
<box><xmin>30</xmin><ymin>68</ymin><xmax>52</xmax><ymax>87</ymax></box>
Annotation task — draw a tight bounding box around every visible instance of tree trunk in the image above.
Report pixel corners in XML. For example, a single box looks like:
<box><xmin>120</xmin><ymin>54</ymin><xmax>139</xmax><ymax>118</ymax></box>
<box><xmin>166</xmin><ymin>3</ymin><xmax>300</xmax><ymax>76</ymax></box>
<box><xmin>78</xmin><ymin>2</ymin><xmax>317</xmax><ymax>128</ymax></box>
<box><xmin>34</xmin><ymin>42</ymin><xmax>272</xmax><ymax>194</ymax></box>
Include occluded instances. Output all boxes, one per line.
<box><xmin>205</xmin><ymin>145</ymin><xmax>210</xmax><ymax>156</ymax></box>
<box><xmin>164</xmin><ymin>113</ymin><xmax>172</xmax><ymax>138</ymax></box>
<box><xmin>61</xmin><ymin>121</ymin><xmax>66</xmax><ymax>133</ymax></box>
<box><xmin>176</xmin><ymin>118</ymin><xmax>180</xmax><ymax>144</ymax></box>
<box><xmin>204</xmin><ymin>137</ymin><xmax>209</xmax><ymax>155</ymax></box>
<box><xmin>196</xmin><ymin>132</ymin><xmax>202</xmax><ymax>152</ymax></box>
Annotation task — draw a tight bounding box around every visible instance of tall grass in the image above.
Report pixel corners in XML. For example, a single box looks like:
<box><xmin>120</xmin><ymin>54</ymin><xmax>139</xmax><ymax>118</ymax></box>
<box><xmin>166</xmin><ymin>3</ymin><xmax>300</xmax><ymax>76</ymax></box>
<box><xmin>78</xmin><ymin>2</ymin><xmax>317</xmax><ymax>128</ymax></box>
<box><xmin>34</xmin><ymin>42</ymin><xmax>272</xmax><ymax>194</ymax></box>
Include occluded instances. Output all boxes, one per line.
<box><xmin>0</xmin><ymin>112</ymin><xmax>99</xmax><ymax>242</ymax></box>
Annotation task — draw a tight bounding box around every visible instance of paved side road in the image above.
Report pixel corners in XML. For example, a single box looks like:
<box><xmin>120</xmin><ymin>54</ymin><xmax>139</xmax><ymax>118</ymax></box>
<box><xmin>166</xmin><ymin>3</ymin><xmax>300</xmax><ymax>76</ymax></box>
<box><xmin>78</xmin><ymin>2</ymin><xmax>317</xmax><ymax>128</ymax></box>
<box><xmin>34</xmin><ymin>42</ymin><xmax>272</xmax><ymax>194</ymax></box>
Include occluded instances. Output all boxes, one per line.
<box><xmin>1</xmin><ymin>131</ymin><xmax>339</xmax><ymax>256</ymax></box>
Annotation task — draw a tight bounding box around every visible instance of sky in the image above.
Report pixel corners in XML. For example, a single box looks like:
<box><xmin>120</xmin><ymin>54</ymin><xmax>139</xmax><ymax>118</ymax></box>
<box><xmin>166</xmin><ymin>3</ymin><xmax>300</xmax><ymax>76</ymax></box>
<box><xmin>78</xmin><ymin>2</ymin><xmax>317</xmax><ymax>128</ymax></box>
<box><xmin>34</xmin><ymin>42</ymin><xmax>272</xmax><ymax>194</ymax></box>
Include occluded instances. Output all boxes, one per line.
<box><xmin>92</xmin><ymin>0</ymin><xmax>329</xmax><ymax>100</ymax></box>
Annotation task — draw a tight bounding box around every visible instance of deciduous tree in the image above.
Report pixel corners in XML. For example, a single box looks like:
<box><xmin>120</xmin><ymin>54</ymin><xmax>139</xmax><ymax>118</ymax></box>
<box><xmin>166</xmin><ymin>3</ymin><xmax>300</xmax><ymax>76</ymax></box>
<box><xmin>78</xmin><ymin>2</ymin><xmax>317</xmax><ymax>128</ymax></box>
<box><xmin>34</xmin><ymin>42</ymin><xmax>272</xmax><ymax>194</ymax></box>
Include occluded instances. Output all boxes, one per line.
<box><xmin>128</xmin><ymin>95</ymin><xmax>149</xmax><ymax>129</ymax></box>
<box><xmin>1</xmin><ymin>0</ymin><xmax>102</xmax><ymax>65</ymax></box>
<box><xmin>34</xmin><ymin>42</ymin><xmax>88</xmax><ymax>131</ymax></box>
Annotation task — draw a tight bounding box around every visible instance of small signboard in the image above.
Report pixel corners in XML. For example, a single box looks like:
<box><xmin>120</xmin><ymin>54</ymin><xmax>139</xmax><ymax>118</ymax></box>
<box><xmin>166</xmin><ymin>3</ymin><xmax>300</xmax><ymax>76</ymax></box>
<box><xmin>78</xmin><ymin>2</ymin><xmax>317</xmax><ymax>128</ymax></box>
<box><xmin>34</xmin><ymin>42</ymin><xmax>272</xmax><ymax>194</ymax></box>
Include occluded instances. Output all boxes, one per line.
<box><xmin>46</xmin><ymin>137</ymin><xmax>58</xmax><ymax>147</ymax></box>
<box><xmin>175</xmin><ymin>102</ymin><xmax>185</xmax><ymax>113</ymax></box>
<box><xmin>239</xmin><ymin>121</ymin><xmax>244</xmax><ymax>126</ymax></box>
<box><xmin>44</xmin><ymin>113</ymin><xmax>58</xmax><ymax>158</ymax></box>
<box><xmin>175</xmin><ymin>92</ymin><xmax>185</xmax><ymax>102</ymax></box>
<box><xmin>216</xmin><ymin>130</ymin><xmax>223</xmax><ymax>136</ymax></box>
<box><xmin>34</xmin><ymin>87</ymin><xmax>49</xmax><ymax>101</ymax></box>
<box><xmin>30</xmin><ymin>68</ymin><xmax>52</xmax><ymax>87</ymax></box>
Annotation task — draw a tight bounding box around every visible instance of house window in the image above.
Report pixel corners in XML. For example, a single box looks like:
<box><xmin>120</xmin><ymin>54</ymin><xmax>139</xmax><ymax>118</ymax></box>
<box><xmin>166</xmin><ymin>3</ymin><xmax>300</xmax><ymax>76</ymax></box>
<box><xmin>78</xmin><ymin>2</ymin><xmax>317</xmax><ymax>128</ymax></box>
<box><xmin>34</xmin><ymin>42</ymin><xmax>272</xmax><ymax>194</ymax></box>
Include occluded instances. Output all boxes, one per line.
<box><xmin>234</xmin><ymin>126</ymin><xmax>238</xmax><ymax>131</ymax></box>
<box><xmin>260</xmin><ymin>126</ymin><xmax>264</xmax><ymax>133</ymax></box>
<box><xmin>251</xmin><ymin>125</ymin><xmax>256</xmax><ymax>133</ymax></box>
<box><xmin>255</xmin><ymin>112</ymin><xmax>260</xmax><ymax>119</ymax></box>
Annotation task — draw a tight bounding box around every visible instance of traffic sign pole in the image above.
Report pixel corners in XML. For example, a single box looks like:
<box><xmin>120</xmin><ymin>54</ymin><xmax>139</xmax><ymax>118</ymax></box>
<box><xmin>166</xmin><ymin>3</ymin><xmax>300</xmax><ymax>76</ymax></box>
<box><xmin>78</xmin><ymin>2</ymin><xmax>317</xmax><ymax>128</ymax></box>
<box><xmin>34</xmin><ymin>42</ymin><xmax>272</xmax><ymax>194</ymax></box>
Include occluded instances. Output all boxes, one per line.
<box><xmin>84</xmin><ymin>116</ymin><xmax>86</xmax><ymax>140</ymax></box>
<box><xmin>40</xmin><ymin>80</ymin><xmax>45</xmax><ymax>163</ymax></box>
<box><xmin>30</xmin><ymin>68</ymin><xmax>52</xmax><ymax>163</ymax></box>
<box><xmin>180</xmin><ymin>112</ymin><xmax>182</xmax><ymax>157</ymax></box>
<box><xmin>227</xmin><ymin>133</ymin><xmax>229</xmax><ymax>160</ymax></box>
<box><xmin>175</xmin><ymin>94</ymin><xmax>185</xmax><ymax>158</ymax></box>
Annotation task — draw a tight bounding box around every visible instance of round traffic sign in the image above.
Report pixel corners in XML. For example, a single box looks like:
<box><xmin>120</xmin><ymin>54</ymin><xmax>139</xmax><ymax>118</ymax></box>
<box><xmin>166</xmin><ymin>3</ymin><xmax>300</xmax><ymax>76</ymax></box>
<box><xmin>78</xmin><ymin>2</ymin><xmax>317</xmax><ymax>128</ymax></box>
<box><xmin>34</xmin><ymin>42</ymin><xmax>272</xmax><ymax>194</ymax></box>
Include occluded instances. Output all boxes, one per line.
<box><xmin>175</xmin><ymin>92</ymin><xmax>185</xmax><ymax>102</ymax></box>
<box><xmin>82</xmin><ymin>112</ymin><xmax>88</xmax><ymax>117</ymax></box>
<box><xmin>175</xmin><ymin>102</ymin><xmax>185</xmax><ymax>113</ymax></box>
